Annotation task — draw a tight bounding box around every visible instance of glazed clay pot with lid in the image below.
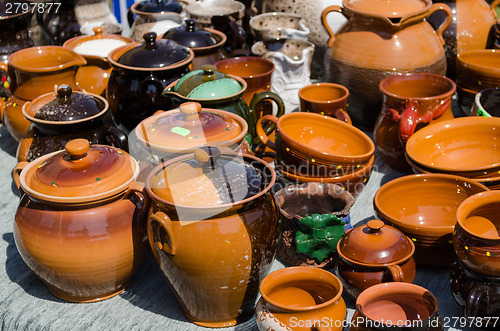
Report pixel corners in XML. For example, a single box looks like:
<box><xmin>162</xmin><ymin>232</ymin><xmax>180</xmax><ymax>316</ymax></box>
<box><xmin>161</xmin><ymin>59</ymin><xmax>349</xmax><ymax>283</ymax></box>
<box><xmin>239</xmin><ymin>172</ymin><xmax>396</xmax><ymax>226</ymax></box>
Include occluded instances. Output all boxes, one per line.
<box><xmin>106</xmin><ymin>32</ymin><xmax>194</xmax><ymax>133</ymax></box>
<box><xmin>336</xmin><ymin>220</ymin><xmax>416</xmax><ymax>297</ymax></box>
<box><xmin>145</xmin><ymin>146</ymin><xmax>279</xmax><ymax>326</ymax></box>
<box><xmin>17</xmin><ymin>85</ymin><xmax>128</xmax><ymax>162</ymax></box>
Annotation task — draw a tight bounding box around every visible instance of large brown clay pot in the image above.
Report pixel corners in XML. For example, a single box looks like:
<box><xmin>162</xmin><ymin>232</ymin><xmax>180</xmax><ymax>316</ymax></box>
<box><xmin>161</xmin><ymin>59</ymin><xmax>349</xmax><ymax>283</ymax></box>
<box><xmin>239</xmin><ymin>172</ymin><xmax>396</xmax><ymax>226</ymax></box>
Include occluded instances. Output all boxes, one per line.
<box><xmin>321</xmin><ymin>0</ymin><xmax>452</xmax><ymax>130</ymax></box>
<box><xmin>13</xmin><ymin>139</ymin><xmax>148</xmax><ymax>302</ymax></box>
<box><xmin>145</xmin><ymin>146</ymin><xmax>279</xmax><ymax>327</ymax></box>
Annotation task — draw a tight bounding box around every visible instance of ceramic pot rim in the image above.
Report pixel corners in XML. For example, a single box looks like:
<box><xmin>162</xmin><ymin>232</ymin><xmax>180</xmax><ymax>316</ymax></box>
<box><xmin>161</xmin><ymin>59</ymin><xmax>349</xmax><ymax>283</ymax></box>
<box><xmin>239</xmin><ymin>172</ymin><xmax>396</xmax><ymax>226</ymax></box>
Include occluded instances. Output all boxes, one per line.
<box><xmin>457</xmin><ymin>50</ymin><xmax>500</xmax><ymax>76</ymax></box>
<box><xmin>259</xmin><ymin>266</ymin><xmax>344</xmax><ymax>312</ymax></box>
<box><xmin>19</xmin><ymin>148</ymin><xmax>140</xmax><ymax>204</ymax></box>
<box><xmin>215</xmin><ymin>56</ymin><xmax>275</xmax><ymax>80</ymax></box>
<box><xmin>108</xmin><ymin>41</ymin><xmax>194</xmax><ymax>72</ymax></box>
<box><xmin>249</xmin><ymin>12</ymin><xmax>305</xmax><ymax>32</ymax></box>
<box><xmin>164</xmin><ymin>73</ymin><xmax>248</xmax><ymax>101</ymax></box>
<box><xmin>379</xmin><ymin>72</ymin><xmax>456</xmax><ymax>101</ymax></box>
<box><xmin>130</xmin><ymin>2</ymin><xmax>183</xmax><ymax>16</ymax></box>
<box><xmin>456</xmin><ymin>190</ymin><xmax>500</xmax><ymax>241</ymax></box>
<box><xmin>63</xmin><ymin>31</ymin><xmax>134</xmax><ymax>61</ymax></box>
<box><xmin>22</xmin><ymin>91</ymin><xmax>109</xmax><ymax>125</ymax></box>
<box><xmin>374</xmin><ymin>173</ymin><xmax>489</xmax><ymax>236</ymax></box>
<box><xmin>474</xmin><ymin>87</ymin><xmax>500</xmax><ymax>117</ymax></box>
<box><xmin>298</xmin><ymin>83</ymin><xmax>349</xmax><ymax>105</ymax></box>
<box><xmin>189</xmin><ymin>27</ymin><xmax>227</xmax><ymax>52</ymax></box>
<box><xmin>275</xmin><ymin>112</ymin><xmax>375</xmax><ymax>164</ymax></box>
<box><xmin>145</xmin><ymin>151</ymin><xmax>276</xmax><ymax>210</ymax></box>
<box><xmin>7</xmin><ymin>46</ymin><xmax>87</xmax><ymax>73</ymax></box>
<box><xmin>406</xmin><ymin>117</ymin><xmax>500</xmax><ymax>173</ymax></box>
<box><xmin>134</xmin><ymin>107</ymin><xmax>248</xmax><ymax>153</ymax></box>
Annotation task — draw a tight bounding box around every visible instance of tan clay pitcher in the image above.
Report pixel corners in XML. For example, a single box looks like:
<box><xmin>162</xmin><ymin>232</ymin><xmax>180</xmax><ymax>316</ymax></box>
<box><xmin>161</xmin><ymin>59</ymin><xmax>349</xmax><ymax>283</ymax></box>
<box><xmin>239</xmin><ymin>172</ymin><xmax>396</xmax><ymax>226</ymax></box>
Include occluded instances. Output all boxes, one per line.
<box><xmin>321</xmin><ymin>0</ymin><xmax>452</xmax><ymax>130</ymax></box>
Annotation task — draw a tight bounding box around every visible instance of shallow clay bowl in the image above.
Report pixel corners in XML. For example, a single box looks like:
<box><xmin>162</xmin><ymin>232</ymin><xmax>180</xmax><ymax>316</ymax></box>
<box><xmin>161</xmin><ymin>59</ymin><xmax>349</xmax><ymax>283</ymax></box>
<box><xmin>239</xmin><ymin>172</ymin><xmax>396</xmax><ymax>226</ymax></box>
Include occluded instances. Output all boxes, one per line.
<box><xmin>455</xmin><ymin>191</ymin><xmax>500</xmax><ymax>277</ymax></box>
<box><xmin>374</xmin><ymin>174</ymin><xmax>489</xmax><ymax>267</ymax></box>
<box><xmin>406</xmin><ymin>117</ymin><xmax>500</xmax><ymax>176</ymax></box>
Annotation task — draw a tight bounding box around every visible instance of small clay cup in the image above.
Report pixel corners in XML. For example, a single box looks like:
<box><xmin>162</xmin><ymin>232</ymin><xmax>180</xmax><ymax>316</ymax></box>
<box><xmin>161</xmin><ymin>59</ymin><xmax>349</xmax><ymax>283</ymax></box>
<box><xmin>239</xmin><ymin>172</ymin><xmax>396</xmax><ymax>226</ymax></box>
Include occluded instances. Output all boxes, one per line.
<box><xmin>215</xmin><ymin>56</ymin><xmax>275</xmax><ymax>105</ymax></box>
<box><xmin>350</xmin><ymin>283</ymin><xmax>443</xmax><ymax>331</ymax></box>
<box><xmin>374</xmin><ymin>174</ymin><xmax>489</xmax><ymax>268</ymax></box>
<box><xmin>298</xmin><ymin>83</ymin><xmax>351</xmax><ymax>124</ymax></box>
<box><xmin>255</xmin><ymin>266</ymin><xmax>346</xmax><ymax>331</ymax></box>
<box><xmin>471</xmin><ymin>87</ymin><xmax>500</xmax><ymax>117</ymax></box>
<box><xmin>274</xmin><ymin>182</ymin><xmax>355</xmax><ymax>268</ymax></box>
<box><xmin>455</xmin><ymin>191</ymin><xmax>500</xmax><ymax>277</ymax></box>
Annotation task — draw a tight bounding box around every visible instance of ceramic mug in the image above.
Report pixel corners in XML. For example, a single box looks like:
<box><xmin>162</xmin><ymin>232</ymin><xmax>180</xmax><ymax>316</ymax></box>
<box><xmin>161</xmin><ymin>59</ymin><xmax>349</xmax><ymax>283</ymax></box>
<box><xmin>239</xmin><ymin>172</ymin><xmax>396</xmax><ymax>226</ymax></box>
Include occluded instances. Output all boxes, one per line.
<box><xmin>471</xmin><ymin>87</ymin><xmax>500</xmax><ymax>117</ymax></box>
<box><xmin>298</xmin><ymin>83</ymin><xmax>351</xmax><ymax>124</ymax></box>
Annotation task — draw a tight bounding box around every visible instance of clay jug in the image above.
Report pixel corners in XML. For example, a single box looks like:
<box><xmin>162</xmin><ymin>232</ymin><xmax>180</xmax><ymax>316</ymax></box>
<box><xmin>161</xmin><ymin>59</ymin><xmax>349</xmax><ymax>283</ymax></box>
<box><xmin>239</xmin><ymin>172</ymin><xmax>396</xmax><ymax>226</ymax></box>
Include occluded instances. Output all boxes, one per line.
<box><xmin>428</xmin><ymin>0</ymin><xmax>500</xmax><ymax>80</ymax></box>
<box><xmin>321</xmin><ymin>0</ymin><xmax>452</xmax><ymax>130</ymax></box>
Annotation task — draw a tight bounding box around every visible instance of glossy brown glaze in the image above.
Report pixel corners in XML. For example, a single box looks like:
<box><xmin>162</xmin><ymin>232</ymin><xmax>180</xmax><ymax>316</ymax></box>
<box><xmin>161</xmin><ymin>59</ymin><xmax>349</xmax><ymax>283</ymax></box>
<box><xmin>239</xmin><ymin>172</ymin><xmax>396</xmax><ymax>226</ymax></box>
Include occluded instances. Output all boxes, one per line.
<box><xmin>456</xmin><ymin>49</ymin><xmax>500</xmax><ymax>115</ymax></box>
<box><xmin>375</xmin><ymin>73</ymin><xmax>455</xmax><ymax>171</ymax></box>
<box><xmin>0</xmin><ymin>46</ymin><xmax>87</xmax><ymax>141</ymax></box>
<box><xmin>0</xmin><ymin>8</ymin><xmax>34</xmax><ymax>64</ymax></box>
<box><xmin>255</xmin><ymin>267</ymin><xmax>347</xmax><ymax>331</ymax></box>
<box><xmin>350</xmin><ymin>282</ymin><xmax>443</xmax><ymax>331</ymax></box>
<box><xmin>298</xmin><ymin>83</ymin><xmax>350</xmax><ymax>124</ymax></box>
<box><xmin>374</xmin><ymin>174</ymin><xmax>489</xmax><ymax>267</ymax></box>
<box><xmin>321</xmin><ymin>0</ymin><xmax>451</xmax><ymax>129</ymax></box>
<box><xmin>455</xmin><ymin>191</ymin><xmax>500</xmax><ymax>277</ymax></box>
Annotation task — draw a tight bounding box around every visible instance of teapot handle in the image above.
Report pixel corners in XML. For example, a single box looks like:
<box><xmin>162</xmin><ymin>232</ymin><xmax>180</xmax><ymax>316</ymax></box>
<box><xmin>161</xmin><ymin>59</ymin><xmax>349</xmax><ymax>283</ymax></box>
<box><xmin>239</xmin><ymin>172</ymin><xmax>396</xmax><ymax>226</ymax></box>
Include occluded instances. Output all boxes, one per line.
<box><xmin>386</xmin><ymin>264</ymin><xmax>404</xmax><ymax>282</ymax></box>
<box><xmin>426</xmin><ymin>3</ymin><xmax>453</xmax><ymax>46</ymax></box>
<box><xmin>256</xmin><ymin>114</ymin><xmax>278</xmax><ymax>151</ymax></box>
<box><xmin>491</xmin><ymin>0</ymin><xmax>500</xmax><ymax>18</ymax></box>
<box><xmin>13</xmin><ymin>162</ymin><xmax>29</xmax><ymax>196</ymax></box>
<box><xmin>148</xmin><ymin>211</ymin><xmax>177</xmax><ymax>255</ymax></box>
<box><xmin>249</xmin><ymin>91</ymin><xmax>285</xmax><ymax>147</ymax></box>
<box><xmin>321</xmin><ymin>6</ymin><xmax>348</xmax><ymax>48</ymax></box>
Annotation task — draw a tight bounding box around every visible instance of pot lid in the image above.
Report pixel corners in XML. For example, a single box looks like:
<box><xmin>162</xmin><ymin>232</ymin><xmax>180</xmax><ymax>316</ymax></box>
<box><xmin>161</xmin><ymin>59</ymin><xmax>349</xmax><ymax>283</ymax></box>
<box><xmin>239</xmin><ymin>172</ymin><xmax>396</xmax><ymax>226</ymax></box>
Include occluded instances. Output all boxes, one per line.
<box><xmin>345</xmin><ymin>0</ymin><xmax>428</xmax><ymax>18</ymax></box>
<box><xmin>138</xmin><ymin>102</ymin><xmax>246</xmax><ymax>150</ymax></box>
<box><xmin>148</xmin><ymin>146</ymin><xmax>269</xmax><ymax>207</ymax></box>
<box><xmin>117</xmin><ymin>32</ymin><xmax>192</xmax><ymax>68</ymax></box>
<box><xmin>22</xmin><ymin>139</ymin><xmax>137</xmax><ymax>201</ymax></box>
<box><xmin>338</xmin><ymin>220</ymin><xmax>413</xmax><ymax>265</ymax></box>
<box><xmin>28</xmin><ymin>85</ymin><xmax>105</xmax><ymax>122</ymax></box>
<box><xmin>134</xmin><ymin>0</ymin><xmax>182</xmax><ymax>13</ymax></box>
<box><xmin>174</xmin><ymin>64</ymin><xmax>242</xmax><ymax>99</ymax></box>
<box><xmin>162</xmin><ymin>19</ymin><xmax>218</xmax><ymax>48</ymax></box>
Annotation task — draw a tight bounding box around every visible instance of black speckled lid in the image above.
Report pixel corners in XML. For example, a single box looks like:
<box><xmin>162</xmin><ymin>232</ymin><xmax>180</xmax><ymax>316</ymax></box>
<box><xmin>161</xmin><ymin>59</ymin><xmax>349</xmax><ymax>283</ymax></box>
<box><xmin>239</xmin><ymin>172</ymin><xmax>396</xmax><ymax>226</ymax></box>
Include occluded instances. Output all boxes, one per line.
<box><xmin>134</xmin><ymin>0</ymin><xmax>182</xmax><ymax>13</ymax></box>
<box><xmin>117</xmin><ymin>32</ymin><xmax>192</xmax><ymax>68</ymax></box>
<box><xmin>162</xmin><ymin>19</ymin><xmax>217</xmax><ymax>48</ymax></box>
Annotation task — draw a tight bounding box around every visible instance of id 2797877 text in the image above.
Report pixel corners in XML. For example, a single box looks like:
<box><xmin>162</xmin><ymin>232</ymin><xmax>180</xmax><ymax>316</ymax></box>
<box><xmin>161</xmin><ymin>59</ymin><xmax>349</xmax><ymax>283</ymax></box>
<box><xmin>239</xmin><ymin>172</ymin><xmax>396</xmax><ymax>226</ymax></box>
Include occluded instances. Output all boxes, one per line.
<box><xmin>3</xmin><ymin>2</ymin><xmax>60</xmax><ymax>14</ymax></box>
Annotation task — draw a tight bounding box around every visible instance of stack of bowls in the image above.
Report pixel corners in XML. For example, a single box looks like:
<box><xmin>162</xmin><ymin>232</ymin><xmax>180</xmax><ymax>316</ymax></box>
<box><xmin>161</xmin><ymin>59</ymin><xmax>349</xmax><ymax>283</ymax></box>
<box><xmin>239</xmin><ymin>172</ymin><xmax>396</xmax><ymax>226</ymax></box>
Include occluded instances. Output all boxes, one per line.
<box><xmin>406</xmin><ymin>117</ymin><xmax>500</xmax><ymax>189</ymax></box>
<box><xmin>256</xmin><ymin>112</ymin><xmax>375</xmax><ymax>196</ymax></box>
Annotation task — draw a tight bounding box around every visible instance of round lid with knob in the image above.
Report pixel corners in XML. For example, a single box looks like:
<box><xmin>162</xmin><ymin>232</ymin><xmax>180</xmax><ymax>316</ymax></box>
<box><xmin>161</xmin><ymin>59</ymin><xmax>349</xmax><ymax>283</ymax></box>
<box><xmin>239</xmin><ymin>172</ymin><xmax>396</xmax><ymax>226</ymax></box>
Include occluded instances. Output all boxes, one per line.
<box><xmin>116</xmin><ymin>32</ymin><xmax>193</xmax><ymax>69</ymax></box>
<box><xmin>20</xmin><ymin>139</ymin><xmax>138</xmax><ymax>203</ymax></box>
<box><xmin>24</xmin><ymin>85</ymin><xmax>107</xmax><ymax>122</ymax></box>
<box><xmin>162</xmin><ymin>19</ymin><xmax>218</xmax><ymax>48</ymax></box>
<box><xmin>337</xmin><ymin>219</ymin><xmax>414</xmax><ymax>265</ymax></box>
<box><xmin>133</xmin><ymin>0</ymin><xmax>182</xmax><ymax>13</ymax></box>
<box><xmin>147</xmin><ymin>146</ymin><xmax>274</xmax><ymax>207</ymax></box>
<box><xmin>136</xmin><ymin>102</ymin><xmax>247</xmax><ymax>151</ymax></box>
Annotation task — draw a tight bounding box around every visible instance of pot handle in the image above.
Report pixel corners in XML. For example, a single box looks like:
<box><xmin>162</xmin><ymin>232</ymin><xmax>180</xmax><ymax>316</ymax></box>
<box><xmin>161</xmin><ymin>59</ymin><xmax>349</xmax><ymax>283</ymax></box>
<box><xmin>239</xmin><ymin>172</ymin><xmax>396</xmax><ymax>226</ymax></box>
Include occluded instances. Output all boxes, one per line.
<box><xmin>256</xmin><ymin>114</ymin><xmax>278</xmax><ymax>151</ymax></box>
<box><xmin>321</xmin><ymin>6</ymin><xmax>348</xmax><ymax>48</ymax></box>
<box><xmin>148</xmin><ymin>211</ymin><xmax>177</xmax><ymax>255</ymax></box>
<box><xmin>127</xmin><ymin>8</ymin><xmax>135</xmax><ymax>28</ymax></box>
<box><xmin>103</xmin><ymin>126</ymin><xmax>129</xmax><ymax>152</ymax></box>
<box><xmin>249</xmin><ymin>91</ymin><xmax>285</xmax><ymax>146</ymax></box>
<box><xmin>0</xmin><ymin>61</ymin><xmax>8</xmax><ymax>123</ymax></box>
<box><xmin>13</xmin><ymin>162</ymin><xmax>29</xmax><ymax>195</ymax></box>
<box><xmin>491</xmin><ymin>0</ymin><xmax>500</xmax><ymax>18</ymax></box>
<box><xmin>123</xmin><ymin>182</ymin><xmax>149</xmax><ymax>227</ymax></box>
<box><xmin>426</xmin><ymin>3</ymin><xmax>453</xmax><ymax>46</ymax></box>
<box><xmin>334</xmin><ymin>108</ymin><xmax>352</xmax><ymax>125</ymax></box>
<box><xmin>466</xmin><ymin>285</ymin><xmax>487</xmax><ymax>319</ymax></box>
<box><xmin>386</xmin><ymin>264</ymin><xmax>405</xmax><ymax>282</ymax></box>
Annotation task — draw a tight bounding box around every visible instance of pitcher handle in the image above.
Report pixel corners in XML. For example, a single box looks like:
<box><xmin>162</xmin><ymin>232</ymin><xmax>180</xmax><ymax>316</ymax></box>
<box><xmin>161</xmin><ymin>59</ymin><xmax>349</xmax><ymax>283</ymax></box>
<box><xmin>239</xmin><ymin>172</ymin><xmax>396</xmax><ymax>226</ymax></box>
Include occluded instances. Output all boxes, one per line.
<box><xmin>249</xmin><ymin>91</ymin><xmax>285</xmax><ymax>146</ymax></box>
<box><xmin>491</xmin><ymin>0</ymin><xmax>500</xmax><ymax>18</ymax></box>
<box><xmin>13</xmin><ymin>162</ymin><xmax>29</xmax><ymax>195</ymax></box>
<box><xmin>321</xmin><ymin>6</ymin><xmax>347</xmax><ymax>48</ymax></box>
<box><xmin>148</xmin><ymin>211</ymin><xmax>176</xmax><ymax>255</ymax></box>
<box><xmin>386</xmin><ymin>264</ymin><xmax>405</xmax><ymax>282</ymax></box>
<box><xmin>256</xmin><ymin>114</ymin><xmax>278</xmax><ymax>151</ymax></box>
<box><xmin>426</xmin><ymin>3</ymin><xmax>453</xmax><ymax>46</ymax></box>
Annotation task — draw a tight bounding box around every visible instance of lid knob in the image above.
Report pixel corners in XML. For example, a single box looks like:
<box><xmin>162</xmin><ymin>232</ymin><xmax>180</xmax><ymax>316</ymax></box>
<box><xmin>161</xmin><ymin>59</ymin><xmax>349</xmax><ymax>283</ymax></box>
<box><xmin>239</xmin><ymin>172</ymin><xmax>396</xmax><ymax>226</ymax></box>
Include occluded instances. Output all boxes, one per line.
<box><xmin>367</xmin><ymin>219</ymin><xmax>385</xmax><ymax>232</ymax></box>
<box><xmin>185</xmin><ymin>19</ymin><xmax>197</xmax><ymax>32</ymax></box>
<box><xmin>93</xmin><ymin>26</ymin><xmax>104</xmax><ymax>36</ymax></box>
<box><xmin>143</xmin><ymin>32</ymin><xmax>158</xmax><ymax>50</ymax></box>
<box><xmin>194</xmin><ymin>146</ymin><xmax>221</xmax><ymax>170</ymax></box>
<box><xmin>179</xmin><ymin>102</ymin><xmax>202</xmax><ymax>121</ymax></box>
<box><xmin>57</xmin><ymin>85</ymin><xmax>72</xmax><ymax>99</ymax></box>
<box><xmin>201</xmin><ymin>64</ymin><xmax>217</xmax><ymax>75</ymax></box>
<box><xmin>65</xmin><ymin>139</ymin><xmax>90</xmax><ymax>160</ymax></box>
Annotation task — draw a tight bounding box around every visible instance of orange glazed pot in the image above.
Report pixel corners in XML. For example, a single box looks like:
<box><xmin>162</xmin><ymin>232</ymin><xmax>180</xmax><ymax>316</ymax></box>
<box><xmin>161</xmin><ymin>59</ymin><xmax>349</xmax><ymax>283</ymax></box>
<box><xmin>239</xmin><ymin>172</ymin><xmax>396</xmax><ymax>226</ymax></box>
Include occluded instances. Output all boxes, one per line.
<box><xmin>13</xmin><ymin>139</ymin><xmax>149</xmax><ymax>302</ymax></box>
<box><xmin>146</xmin><ymin>146</ymin><xmax>279</xmax><ymax>327</ymax></box>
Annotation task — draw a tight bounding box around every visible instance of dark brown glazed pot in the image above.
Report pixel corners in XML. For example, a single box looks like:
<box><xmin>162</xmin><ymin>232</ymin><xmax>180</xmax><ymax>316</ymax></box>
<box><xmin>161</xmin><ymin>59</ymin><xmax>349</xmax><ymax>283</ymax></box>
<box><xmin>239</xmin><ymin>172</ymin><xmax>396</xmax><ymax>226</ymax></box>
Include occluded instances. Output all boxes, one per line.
<box><xmin>455</xmin><ymin>191</ymin><xmax>500</xmax><ymax>277</ymax></box>
<box><xmin>451</xmin><ymin>260</ymin><xmax>500</xmax><ymax>327</ymax></box>
<box><xmin>13</xmin><ymin>139</ymin><xmax>148</xmax><ymax>302</ymax></box>
<box><xmin>350</xmin><ymin>283</ymin><xmax>443</xmax><ymax>331</ymax></box>
<box><xmin>107</xmin><ymin>32</ymin><xmax>194</xmax><ymax>133</ymax></box>
<box><xmin>321</xmin><ymin>0</ymin><xmax>452</xmax><ymax>130</ymax></box>
<box><xmin>0</xmin><ymin>4</ymin><xmax>34</xmax><ymax>64</ymax></box>
<box><xmin>17</xmin><ymin>85</ymin><xmax>127</xmax><ymax>162</ymax></box>
<box><xmin>374</xmin><ymin>73</ymin><xmax>455</xmax><ymax>171</ymax></box>
<box><xmin>145</xmin><ymin>146</ymin><xmax>279</xmax><ymax>327</ymax></box>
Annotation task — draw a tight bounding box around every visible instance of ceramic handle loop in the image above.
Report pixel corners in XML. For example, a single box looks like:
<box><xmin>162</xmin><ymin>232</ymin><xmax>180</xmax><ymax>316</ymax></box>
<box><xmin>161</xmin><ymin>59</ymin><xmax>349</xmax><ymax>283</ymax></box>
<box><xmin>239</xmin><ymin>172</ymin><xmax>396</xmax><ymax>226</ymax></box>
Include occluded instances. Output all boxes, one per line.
<box><xmin>13</xmin><ymin>162</ymin><xmax>29</xmax><ymax>195</ymax></box>
<box><xmin>148</xmin><ymin>212</ymin><xmax>177</xmax><ymax>255</ymax></box>
<box><xmin>466</xmin><ymin>286</ymin><xmax>486</xmax><ymax>319</ymax></box>
<box><xmin>426</xmin><ymin>3</ymin><xmax>453</xmax><ymax>46</ymax></box>
<box><xmin>491</xmin><ymin>0</ymin><xmax>500</xmax><ymax>18</ymax></box>
<box><xmin>321</xmin><ymin>6</ymin><xmax>347</xmax><ymax>48</ymax></box>
<box><xmin>256</xmin><ymin>114</ymin><xmax>278</xmax><ymax>151</ymax></box>
<box><xmin>386</xmin><ymin>264</ymin><xmax>405</xmax><ymax>282</ymax></box>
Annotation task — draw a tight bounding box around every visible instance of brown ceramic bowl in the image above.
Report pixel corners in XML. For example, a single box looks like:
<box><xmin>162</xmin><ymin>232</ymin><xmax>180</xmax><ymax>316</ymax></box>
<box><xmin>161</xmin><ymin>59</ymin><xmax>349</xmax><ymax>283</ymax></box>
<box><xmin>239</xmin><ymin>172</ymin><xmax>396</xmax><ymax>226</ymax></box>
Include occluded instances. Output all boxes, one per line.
<box><xmin>455</xmin><ymin>191</ymin><xmax>500</xmax><ymax>277</ymax></box>
<box><xmin>374</xmin><ymin>174</ymin><xmax>489</xmax><ymax>267</ymax></box>
<box><xmin>456</xmin><ymin>50</ymin><xmax>500</xmax><ymax>115</ymax></box>
<box><xmin>406</xmin><ymin>117</ymin><xmax>500</xmax><ymax>176</ymax></box>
